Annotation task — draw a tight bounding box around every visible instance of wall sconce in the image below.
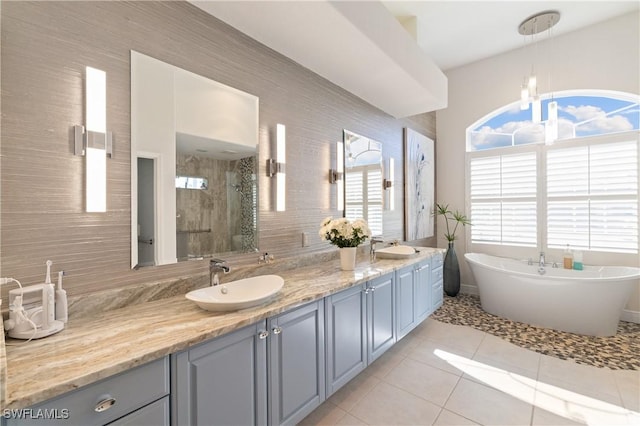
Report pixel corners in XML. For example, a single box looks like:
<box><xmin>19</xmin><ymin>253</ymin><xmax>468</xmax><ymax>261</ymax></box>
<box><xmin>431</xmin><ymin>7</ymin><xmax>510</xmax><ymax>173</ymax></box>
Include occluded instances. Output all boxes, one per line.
<box><xmin>267</xmin><ymin>123</ymin><xmax>286</xmax><ymax>211</ymax></box>
<box><xmin>74</xmin><ymin>66</ymin><xmax>112</xmax><ymax>213</ymax></box>
<box><xmin>383</xmin><ymin>158</ymin><xmax>394</xmax><ymax>211</ymax></box>
<box><xmin>329</xmin><ymin>141</ymin><xmax>344</xmax><ymax>211</ymax></box>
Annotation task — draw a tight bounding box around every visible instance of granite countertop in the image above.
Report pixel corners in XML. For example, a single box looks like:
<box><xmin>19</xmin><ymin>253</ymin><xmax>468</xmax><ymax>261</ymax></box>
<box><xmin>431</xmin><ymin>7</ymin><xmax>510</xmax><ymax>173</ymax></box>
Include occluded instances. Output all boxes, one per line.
<box><xmin>0</xmin><ymin>248</ymin><xmax>443</xmax><ymax>410</ymax></box>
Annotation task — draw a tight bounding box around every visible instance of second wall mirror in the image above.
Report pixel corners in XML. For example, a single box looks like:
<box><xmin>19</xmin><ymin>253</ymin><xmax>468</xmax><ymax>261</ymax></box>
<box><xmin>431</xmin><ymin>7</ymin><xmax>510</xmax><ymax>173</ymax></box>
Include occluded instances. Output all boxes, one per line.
<box><xmin>343</xmin><ymin>130</ymin><xmax>384</xmax><ymax>236</ymax></box>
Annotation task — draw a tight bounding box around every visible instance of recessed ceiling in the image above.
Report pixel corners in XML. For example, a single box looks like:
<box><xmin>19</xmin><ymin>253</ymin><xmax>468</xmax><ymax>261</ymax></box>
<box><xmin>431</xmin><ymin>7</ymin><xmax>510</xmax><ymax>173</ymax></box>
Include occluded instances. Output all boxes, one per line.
<box><xmin>191</xmin><ymin>0</ymin><xmax>448</xmax><ymax>118</ymax></box>
<box><xmin>382</xmin><ymin>1</ymin><xmax>639</xmax><ymax>71</ymax></box>
<box><xmin>190</xmin><ymin>1</ymin><xmax>638</xmax><ymax>117</ymax></box>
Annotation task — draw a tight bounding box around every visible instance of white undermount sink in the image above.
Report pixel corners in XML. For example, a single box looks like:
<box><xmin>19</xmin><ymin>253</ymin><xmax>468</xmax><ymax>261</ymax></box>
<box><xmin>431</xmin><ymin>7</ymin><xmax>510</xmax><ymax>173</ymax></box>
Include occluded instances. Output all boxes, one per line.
<box><xmin>375</xmin><ymin>245</ymin><xmax>418</xmax><ymax>259</ymax></box>
<box><xmin>186</xmin><ymin>275</ymin><xmax>284</xmax><ymax>312</ymax></box>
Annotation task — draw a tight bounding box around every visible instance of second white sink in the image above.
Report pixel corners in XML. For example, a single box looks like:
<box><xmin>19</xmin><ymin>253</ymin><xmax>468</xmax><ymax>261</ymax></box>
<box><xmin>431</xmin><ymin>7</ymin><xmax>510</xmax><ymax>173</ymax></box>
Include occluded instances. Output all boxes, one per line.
<box><xmin>186</xmin><ymin>275</ymin><xmax>284</xmax><ymax>312</ymax></box>
<box><xmin>375</xmin><ymin>245</ymin><xmax>418</xmax><ymax>259</ymax></box>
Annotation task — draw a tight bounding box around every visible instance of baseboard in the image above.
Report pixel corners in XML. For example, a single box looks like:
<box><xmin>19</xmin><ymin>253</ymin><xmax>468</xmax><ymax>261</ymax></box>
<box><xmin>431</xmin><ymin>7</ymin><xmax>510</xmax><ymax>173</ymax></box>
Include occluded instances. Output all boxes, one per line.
<box><xmin>621</xmin><ymin>309</ymin><xmax>640</xmax><ymax>324</ymax></box>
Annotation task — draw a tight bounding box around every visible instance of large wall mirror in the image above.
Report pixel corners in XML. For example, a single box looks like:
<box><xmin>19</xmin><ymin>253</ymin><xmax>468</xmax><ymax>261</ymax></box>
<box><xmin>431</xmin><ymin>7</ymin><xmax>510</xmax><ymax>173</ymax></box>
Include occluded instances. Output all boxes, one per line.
<box><xmin>343</xmin><ymin>130</ymin><xmax>383</xmax><ymax>236</ymax></box>
<box><xmin>131</xmin><ymin>51</ymin><xmax>259</xmax><ymax>268</ymax></box>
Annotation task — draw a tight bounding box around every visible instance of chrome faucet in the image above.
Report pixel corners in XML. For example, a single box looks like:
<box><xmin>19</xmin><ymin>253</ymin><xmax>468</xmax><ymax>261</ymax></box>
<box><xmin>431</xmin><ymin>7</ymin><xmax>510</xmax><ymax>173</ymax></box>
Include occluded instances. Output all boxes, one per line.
<box><xmin>210</xmin><ymin>259</ymin><xmax>230</xmax><ymax>286</ymax></box>
<box><xmin>539</xmin><ymin>252</ymin><xmax>546</xmax><ymax>267</ymax></box>
<box><xmin>370</xmin><ymin>238</ymin><xmax>384</xmax><ymax>260</ymax></box>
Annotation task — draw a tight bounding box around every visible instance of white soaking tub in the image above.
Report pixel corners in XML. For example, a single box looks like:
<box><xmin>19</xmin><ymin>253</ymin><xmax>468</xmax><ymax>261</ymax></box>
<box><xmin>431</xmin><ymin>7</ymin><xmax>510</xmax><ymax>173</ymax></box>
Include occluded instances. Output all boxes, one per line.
<box><xmin>464</xmin><ymin>252</ymin><xmax>640</xmax><ymax>336</ymax></box>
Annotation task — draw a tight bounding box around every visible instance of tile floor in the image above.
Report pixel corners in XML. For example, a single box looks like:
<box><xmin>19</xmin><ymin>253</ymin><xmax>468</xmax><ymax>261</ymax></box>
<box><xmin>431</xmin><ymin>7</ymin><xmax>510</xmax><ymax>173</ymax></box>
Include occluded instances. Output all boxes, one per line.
<box><xmin>299</xmin><ymin>319</ymin><xmax>640</xmax><ymax>426</ymax></box>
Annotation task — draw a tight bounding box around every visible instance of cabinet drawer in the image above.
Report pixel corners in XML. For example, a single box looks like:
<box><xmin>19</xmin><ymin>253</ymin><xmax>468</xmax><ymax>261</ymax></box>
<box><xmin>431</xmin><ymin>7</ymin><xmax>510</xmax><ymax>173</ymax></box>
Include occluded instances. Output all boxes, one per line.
<box><xmin>107</xmin><ymin>396</ymin><xmax>169</xmax><ymax>426</ymax></box>
<box><xmin>7</xmin><ymin>357</ymin><xmax>169</xmax><ymax>426</ymax></box>
<box><xmin>431</xmin><ymin>266</ymin><xmax>443</xmax><ymax>283</ymax></box>
<box><xmin>432</xmin><ymin>282</ymin><xmax>443</xmax><ymax>309</ymax></box>
<box><xmin>431</xmin><ymin>252</ymin><xmax>444</xmax><ymax>269</ymax></box>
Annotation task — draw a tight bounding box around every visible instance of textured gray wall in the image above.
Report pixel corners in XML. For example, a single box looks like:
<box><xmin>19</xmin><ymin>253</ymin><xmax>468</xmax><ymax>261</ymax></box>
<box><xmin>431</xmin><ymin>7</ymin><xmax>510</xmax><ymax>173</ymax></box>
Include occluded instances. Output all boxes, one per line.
<box><xmin>1</xmin><ymin>1</ymin><xmax>436</xmax><ymax>297</ymax></box>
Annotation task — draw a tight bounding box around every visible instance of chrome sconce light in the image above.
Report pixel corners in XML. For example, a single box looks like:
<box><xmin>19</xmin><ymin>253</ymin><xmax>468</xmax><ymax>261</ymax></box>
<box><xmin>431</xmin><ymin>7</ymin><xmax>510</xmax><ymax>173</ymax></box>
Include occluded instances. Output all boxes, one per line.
<box><xmin>267</xmin><ymin>123</ymin><xmax>286</xmax><ymax>211</ymax></box>
<box><xmin>74</xmin><ymin>66</ymin><xmax>112</xmax><ymax>213</ymax></box>
<box><xmin>383</xmin><ymin>158</ymin><xmax>394</xmax><ymax>211</ymax></box>
<box><xmin>329</xmin><ymin>142</ymin><xmax>344</xmax><ymax>211</ymax></box>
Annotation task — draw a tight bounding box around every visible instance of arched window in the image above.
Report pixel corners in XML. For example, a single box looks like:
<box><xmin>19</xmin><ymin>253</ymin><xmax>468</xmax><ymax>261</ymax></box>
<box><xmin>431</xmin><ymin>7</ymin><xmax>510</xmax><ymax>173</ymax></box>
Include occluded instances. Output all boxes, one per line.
<box><xmin>466</xmin><ymin>90</ymin><xmax>639</xmax><ymax>254</ymax></box>
<box><xmin>467</xmin><ymin>90</ymin><xmax>639</xmax><ymax>151</ymax></box>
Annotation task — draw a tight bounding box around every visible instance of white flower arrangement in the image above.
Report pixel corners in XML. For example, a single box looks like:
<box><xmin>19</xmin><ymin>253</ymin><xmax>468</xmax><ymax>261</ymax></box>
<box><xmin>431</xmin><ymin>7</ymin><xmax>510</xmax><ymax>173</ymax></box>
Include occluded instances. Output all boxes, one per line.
<box><xmin>319</xmin><ymin>217</ymin><xmax>371</xmax><ymax>248</ymax></box>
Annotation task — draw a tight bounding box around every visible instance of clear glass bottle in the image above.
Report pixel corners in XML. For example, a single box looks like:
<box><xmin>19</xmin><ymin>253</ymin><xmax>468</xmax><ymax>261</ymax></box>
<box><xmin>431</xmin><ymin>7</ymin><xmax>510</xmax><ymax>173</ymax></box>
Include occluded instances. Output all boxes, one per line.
<box><xmin>573</xmin><ymin>250</ymin><xmax>583</xmax><ymax>270</ymax></box>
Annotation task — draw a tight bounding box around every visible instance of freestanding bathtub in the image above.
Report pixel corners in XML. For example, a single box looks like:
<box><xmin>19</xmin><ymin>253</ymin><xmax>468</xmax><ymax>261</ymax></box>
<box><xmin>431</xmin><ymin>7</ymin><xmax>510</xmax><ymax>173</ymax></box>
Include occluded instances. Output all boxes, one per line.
<box><xmin>464</xmin><ymin>252</ymin><xmax>640</xmax><ymax>336</ymax></box>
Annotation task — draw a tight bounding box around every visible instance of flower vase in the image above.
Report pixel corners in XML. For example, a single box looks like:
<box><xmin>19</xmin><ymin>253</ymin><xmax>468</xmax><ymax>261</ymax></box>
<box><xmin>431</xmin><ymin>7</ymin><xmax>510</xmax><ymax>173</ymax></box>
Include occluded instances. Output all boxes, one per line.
<box><xmin>443</xmin><ymin>241</ymin><xmax>460</xmax><ymax>296</ymax></box>
<box><xmin>339</xmin><ymin>247</ymin><xmax>357</xmax><ymax>271</ymax></box>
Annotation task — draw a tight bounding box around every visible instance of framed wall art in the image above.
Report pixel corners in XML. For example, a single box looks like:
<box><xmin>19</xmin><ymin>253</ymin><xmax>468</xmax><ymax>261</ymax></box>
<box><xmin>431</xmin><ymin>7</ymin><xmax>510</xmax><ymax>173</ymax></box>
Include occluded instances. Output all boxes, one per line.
<box><xmin>404</xmin><ymin>128</ymin><xmax>435</xmax><ymax>240</ymax></box>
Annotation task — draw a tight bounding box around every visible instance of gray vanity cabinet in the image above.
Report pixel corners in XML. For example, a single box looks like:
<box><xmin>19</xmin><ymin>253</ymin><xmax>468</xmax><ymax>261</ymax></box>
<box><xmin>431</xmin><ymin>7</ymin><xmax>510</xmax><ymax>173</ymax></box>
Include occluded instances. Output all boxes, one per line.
<box><xmin>395</xmin><ymin>265</ymin><xmax>417</xmax><ymax>339</ymax></box>
<box><xmin>325</xmin><ymin>283</ymin><xmax>367</xmax><ymax>396</ymax></box>
<box><xmin>431</xmin><ymin>252</ymin><xmax>444</xmax><ymax>311</ymax></box>
<box><xmin>415</xmin><ymin>258</ymin><xmax>433</xmax><ymax>323</ymax></box>
<box><xmin>325</xmin><ymin>274</ymin><xmax>395</xmax><ymax>398</ymax></box>
<box><xmin>268</xmin><ymin>300</ymin><xmax>325</xmax><ymax>426</ymax></box>
<box><xmin>171</xmin><ymin>322</ymin><xmax>268</xmax><ymax>426</ymax></box>
<box><xmin>366</xmin><ymin>273</ymin><xmax>396</xmax><ymax>362</ymax></box>
<box><xmin>396</xmin><ymin>258</ymin><xmax>432</xmax><ymax>340</ymax></box>
<box><xmin>3</xmin><ymin>357</ymin><xmax>170</xmax><ymax>426</ymax></box>
<box><xmin>172</xmin><ymin>300</ymin><xmax>325</xmax><ymax>426</ymax></box>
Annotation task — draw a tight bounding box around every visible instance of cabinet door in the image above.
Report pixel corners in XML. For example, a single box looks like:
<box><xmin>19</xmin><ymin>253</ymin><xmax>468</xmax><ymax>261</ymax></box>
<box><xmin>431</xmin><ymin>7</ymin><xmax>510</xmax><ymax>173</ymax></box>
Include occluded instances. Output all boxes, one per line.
<box><xmin>269</xmin><ymin>300</ymin><xmax>325</xmax><ymax>426</ymax></box>
<box><xmin>325</xmin><ymin>284</ymin><xmax>367</xmax><ymax>396</ymax></box>
<box><xmin>415</xmin><ymin>259</ymin><xmax>432</xmax><ymax>322</ymax></box>
<box><xmin>367</xmin><ymin>274</ymin><xmax>396</xmax><ymax>363</ymax></box>
<box><xmin>395</xmin><ymin>265</ymin><xmax>416</xmax><ymax>339</ymax></box>
<box><xmin>172</xmin><ymin>322</ymin><xmax>268</xmax><ymax>426</ymax></box>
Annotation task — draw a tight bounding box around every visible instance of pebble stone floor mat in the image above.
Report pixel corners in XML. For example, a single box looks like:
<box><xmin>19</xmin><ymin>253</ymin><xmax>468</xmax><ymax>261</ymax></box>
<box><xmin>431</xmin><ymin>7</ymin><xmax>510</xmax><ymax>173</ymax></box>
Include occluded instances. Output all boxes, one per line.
<box><xmin>431</xmin><ymin>294</ymin><xmax>640</xmax><ymax>370</ymax></box>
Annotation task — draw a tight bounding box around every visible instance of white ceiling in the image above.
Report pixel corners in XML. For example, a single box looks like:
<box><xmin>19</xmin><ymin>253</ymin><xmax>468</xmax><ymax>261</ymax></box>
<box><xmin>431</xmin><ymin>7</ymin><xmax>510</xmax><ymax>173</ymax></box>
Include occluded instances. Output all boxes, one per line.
<box><xmin>190</xmin><ymin>1</ymin><xmax>639</xmax><ymax>117</ymax></box>
<box><xmin>382</xmin><ymin>1</ymin><xmax>640</xmax><ymax>71</ymax></box>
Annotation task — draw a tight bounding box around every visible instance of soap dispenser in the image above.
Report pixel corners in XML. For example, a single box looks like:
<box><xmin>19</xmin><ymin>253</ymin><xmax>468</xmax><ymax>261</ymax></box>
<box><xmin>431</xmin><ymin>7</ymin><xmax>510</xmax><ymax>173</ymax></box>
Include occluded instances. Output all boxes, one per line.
<box><xmin>563</xmin><ymin>244</ymin><xmax>573</xmax><ymax>269</ymax></box>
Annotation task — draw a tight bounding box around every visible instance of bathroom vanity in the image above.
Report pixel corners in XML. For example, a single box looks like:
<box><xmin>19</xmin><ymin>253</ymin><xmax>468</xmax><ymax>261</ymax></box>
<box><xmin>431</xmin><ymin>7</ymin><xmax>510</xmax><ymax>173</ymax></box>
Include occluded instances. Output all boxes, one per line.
<box><xmin>0</xmin><ymin>248</ymin><xmax>444</xmax><ymax>426</ymax></box>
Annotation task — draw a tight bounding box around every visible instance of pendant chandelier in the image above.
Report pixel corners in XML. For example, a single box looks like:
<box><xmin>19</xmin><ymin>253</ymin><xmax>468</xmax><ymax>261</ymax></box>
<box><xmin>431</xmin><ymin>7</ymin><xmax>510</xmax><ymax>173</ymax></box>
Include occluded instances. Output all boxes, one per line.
<box><xmin>518</xmin><ymin>10</ymin><xmax>560</xmax><ymax>139</ymax></box>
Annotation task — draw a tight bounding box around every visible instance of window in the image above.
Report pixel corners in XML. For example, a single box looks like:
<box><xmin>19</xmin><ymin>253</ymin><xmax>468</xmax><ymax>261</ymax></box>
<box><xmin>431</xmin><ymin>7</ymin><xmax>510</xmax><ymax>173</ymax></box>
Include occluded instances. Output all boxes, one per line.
<box><xmin>469</xmin><ymin>152</ymin><xmax>537</xmax><ymax>246</ymax></box>
<box><xmin>547</xmin><ymin>140</ymin><xmax>638</xmax><ymax>253</ymax></box>
<box><xmin>467</xmin><ymin>91</ymin><xmax>639</xmax><ymax>152</ymax></box>
<box><xmin>467</xmin><ymin>91</ymin><xmax>639</xmax><ymax>254</ymax></box>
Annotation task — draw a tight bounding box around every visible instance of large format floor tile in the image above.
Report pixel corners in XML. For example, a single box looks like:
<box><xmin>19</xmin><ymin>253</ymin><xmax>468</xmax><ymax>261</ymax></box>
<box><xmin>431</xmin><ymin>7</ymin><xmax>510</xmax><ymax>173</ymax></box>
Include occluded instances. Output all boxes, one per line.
<box><xmin>300</xmin><ymin>300</ymin><xmax>639</xmax><ymax>426</ymax></box>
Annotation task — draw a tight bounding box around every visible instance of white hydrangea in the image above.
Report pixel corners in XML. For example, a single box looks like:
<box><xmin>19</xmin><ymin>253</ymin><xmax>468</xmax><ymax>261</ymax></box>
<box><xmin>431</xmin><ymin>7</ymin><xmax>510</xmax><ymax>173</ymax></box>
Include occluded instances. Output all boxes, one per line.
<box><xmin>318</xmin><ymin>217</ymin><xmax>371</xmax><ymax>248</ymax></box>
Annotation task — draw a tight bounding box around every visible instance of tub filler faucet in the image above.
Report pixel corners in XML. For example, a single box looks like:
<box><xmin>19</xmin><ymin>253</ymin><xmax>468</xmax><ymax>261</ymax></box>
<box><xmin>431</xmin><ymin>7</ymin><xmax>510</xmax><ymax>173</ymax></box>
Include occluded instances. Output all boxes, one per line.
<box><xmin>538</xmin><ymin>252</ymin><xmax>546</xmax><ymax>267</ymax></box>
<box><xmin>210</xmin><ymin>259</ymin><xmax>230</xmax><ymax>286</ymax></box>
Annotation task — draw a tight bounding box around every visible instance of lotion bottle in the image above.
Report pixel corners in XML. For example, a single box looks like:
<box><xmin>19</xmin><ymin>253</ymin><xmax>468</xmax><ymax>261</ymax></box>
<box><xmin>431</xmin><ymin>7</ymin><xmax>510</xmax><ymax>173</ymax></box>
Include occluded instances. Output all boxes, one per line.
<box><xmin>563</xmin><ymin>244</ymin><xmax>573</xmax><ymax>269</ymax></box>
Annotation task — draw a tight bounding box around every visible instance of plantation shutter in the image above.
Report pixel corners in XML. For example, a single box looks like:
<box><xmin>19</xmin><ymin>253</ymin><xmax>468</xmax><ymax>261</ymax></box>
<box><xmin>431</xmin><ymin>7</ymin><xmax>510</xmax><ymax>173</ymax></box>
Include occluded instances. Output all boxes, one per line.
<box><xmin>345</xmin><ymin>169</ymin><xmax>364</xmax><ymax>220</ymax></box>
<box><xmin>367</xmin><ymin>168</ymin><xmax>383</xmax><ymax>236</ymax></box>
<box><xmin>547</xmin><ymin>140</ymin><xmax>638</xmax><ymax>252</ymax></box>
<box><xmin>469</xmin><ymin>152</ymin><xmax>537</xmax><ymax>246</ymax></box>
<box><xmin>345</xmin><ymin>166</ymin><xmax>383</xmax><ymax>236</ymax></box>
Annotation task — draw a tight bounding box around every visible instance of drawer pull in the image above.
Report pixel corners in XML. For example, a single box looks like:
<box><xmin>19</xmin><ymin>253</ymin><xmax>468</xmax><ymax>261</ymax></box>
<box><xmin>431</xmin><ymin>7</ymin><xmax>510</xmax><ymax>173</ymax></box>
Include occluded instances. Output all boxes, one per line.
<box><xmin>272</xmin><ymin>326</ymin><xmax>283</xmax><ymax>335</ymax></box>
<box><xmin>94</xmin><ymin>396</ymin><xmax>116</xmax><ymax>413</ymax></box>
<box><xmin>258</xmin><ymin>330</ymin><xmax>270</xmax><ymax>339</ymax></box>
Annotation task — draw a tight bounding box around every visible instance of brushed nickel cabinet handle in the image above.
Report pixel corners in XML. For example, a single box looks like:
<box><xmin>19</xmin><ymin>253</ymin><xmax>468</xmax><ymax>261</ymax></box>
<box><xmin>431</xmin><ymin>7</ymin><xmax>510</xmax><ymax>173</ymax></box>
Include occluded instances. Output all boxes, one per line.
<box><xmin>94</xmin><ymin>396</ymin><xmax>116</xmax><ymax>413</ymax></box>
